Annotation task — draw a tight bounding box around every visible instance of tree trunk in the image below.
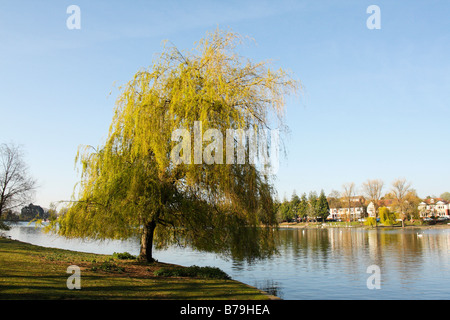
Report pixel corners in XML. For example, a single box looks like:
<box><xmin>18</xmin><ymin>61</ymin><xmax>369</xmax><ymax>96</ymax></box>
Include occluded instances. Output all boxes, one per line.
<box><xmin>139</xmin><ymin>220</ymin><xmax>156</xmax><ymax>262</ymax></box>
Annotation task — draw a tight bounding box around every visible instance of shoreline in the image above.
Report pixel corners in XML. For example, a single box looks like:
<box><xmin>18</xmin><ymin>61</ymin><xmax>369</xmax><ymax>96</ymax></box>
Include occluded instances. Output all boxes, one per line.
<box><xmin>278</xmin><ymin>221</ymin><xmax>450</xmax><ymax>230</ymax></box>
<box><xmin>0</xmin><ymin>237</ymin><xmax>275</xmax><ymax>300</ymax></box>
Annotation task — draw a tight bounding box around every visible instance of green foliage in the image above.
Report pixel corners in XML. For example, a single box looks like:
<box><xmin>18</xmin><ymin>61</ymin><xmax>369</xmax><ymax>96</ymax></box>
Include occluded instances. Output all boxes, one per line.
<box><xmin>21</xmin><ymin>204</ymin><xmax>46</xmax><ymax>221</ymax></box>
<box><xmin>289</xmin><ymin>192</ymin><xmax>300</xmax><ymax>219</ymax></box>
<box><xmin>279</xmin><ymin>201</ymin><xmax>293</xmax><ymax>221</ymax></box>
<box><xmin>364</xmin><ymin>217</ymin><xmax>377</xmax><ymax>227</ymax></box>
<box><xmin>298</xmin><ymin>193</ymin><xmax>308</xmax><ymax>220</ymax></box>
<box><xmin>0</xmin><ymin>221</ymin><xmax>10</xmax><ymax>231</ymax></box>
<box><xmin>379</xmin><ymin>207</ymin><xmax>396</xmax><ymax>226</ymax></box>
<box><xmin>154</xmin><ymin>265</ymin><xmax>231</xmax><ymax>280</ymax></box>
<box><xmin>277</xmin><ymin>190</ymin><xmax>328</xmax><ymax>222</ymax></box>
<box><xmin>91</xmin><ymin>261</ymin><xmax>125</xmax><ymax>273</ymax></box>
<box><xmin>112</xmin><ymin>252</ymin><xmax>137</xmax><ymax>260</ymax></box>
<box><xmin>47</xmin><ymin>28</ymin><xmax>298</xmax><ymax>262</ymax></box>
<box><xmin>317</xmin><ymin>190</ymin><xmax>330</xmax><ymax>221</ymax></box>
<box><xmin>307</xmin><ymin>191</ymin><xmax>318</xmax><ymax>219</ymax></box>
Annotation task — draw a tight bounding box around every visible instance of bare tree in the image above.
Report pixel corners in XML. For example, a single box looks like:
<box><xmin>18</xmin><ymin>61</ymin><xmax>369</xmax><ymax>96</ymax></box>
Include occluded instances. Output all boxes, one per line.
<box><xmin>0</xmin><ymin>143</ymin><xmax>37</xmax><ymax>228</ymax></box>
<box><xmin>327</xmin><ymin>189</ymin><xmax>342</xmax><ymax>209</ymax></box>
<box><xmin>391</xmin><ymin>178</ymin><xmax>412</xmax><ymax>227</ymax></box>
<box><xmin>342</xmin><ymin>182</ymin><xmax>356</xmax><ymax>223</ymax></box>
<box><xmin>361</xmin><ymin>179</ymin><xmax>384</xmax><ymax>227</ymax></box>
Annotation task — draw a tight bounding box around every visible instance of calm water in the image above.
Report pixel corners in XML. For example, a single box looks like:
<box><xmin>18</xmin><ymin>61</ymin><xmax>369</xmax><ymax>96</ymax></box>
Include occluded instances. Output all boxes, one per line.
<box><xmin>2</xmin><ymin>222</ymin><xmax>450</xmax><ymax>300</ymax></box>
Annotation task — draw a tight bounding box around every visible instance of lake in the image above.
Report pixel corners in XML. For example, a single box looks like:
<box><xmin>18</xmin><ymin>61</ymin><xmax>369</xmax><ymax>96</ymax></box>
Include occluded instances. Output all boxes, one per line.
<box><xmin>2</xmin><ymin>222</ymin><xmax>450</xmax><ymax>300</ymax></box>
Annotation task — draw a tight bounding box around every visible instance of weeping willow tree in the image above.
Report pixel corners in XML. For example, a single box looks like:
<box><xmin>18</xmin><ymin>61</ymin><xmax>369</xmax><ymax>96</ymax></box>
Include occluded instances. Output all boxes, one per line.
<box><xmin>48</xmin><ymin>29</ymin><xmax>299</xmax><ymax>262</ymax></box>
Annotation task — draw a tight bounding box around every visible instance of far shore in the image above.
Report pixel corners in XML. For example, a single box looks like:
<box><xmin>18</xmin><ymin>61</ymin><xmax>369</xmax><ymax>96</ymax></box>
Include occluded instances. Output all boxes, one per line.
<box><xmin>278</xmin><ymin>221</ymin><xmax>450</xmax><ymax>229</ymax></box>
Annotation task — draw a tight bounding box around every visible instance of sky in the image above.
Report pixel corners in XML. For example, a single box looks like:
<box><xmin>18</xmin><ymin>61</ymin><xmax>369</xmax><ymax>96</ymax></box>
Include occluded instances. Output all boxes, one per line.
<box><xmin>0</xmin><ymin>0</ymin><xmax>449</xmax><ymax>209</ymax></box>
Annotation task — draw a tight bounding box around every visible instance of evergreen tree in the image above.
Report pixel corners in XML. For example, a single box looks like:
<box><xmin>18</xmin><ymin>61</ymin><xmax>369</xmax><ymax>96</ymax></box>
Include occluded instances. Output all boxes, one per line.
<box><xmin>298</xmin><ymin>193</ymin><xmax>308</xmax><ymax>221</ymax></box>
<box><xmin>317</xmin><ymin>190</ymin><xmax>330</xmax><ymax>222</ymax></box>
<box><xmin>290</xmin><ymin>191</ymin><xmax>300</xmax><ymax>221</ymax></box>
<box><xmin>279</xmin><ymin>200</ymin><xmax>291</xmax><ymax>222</ymax></box>
<box><xmin>307</xmin><ymin>191</ymin><xmax>318</xmax><ymax>221</ymax></box>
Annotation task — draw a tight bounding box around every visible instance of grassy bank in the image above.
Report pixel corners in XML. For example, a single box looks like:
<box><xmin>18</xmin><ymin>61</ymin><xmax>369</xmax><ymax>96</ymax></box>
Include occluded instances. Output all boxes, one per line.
<box><xmin>0</xmin><ymin>237</ymin><xmax>274</xmax><ymax>300</ymax></box>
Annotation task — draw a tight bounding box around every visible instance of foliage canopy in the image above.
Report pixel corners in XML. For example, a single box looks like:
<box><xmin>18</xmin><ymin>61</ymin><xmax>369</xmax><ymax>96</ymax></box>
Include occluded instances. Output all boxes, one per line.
<box><xmin>47</xmin><ymin>29</ymin><xmax>299</xmax><ymax>262</ymax></box>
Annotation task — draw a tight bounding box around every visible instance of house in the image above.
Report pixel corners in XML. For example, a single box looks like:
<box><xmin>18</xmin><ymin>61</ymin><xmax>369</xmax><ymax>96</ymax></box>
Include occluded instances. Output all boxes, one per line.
<box><xmin>366</xmin><ymin>199</ymin><xmax>395</xmax><ymax>218</ymax></box>
<box><xmin>327</xmin><ymin>196</ymin><xmax>366</xmax><ymax>221</ymax></box>
<box><xmin>367</xmin><ymin>202</ymin><xmax>376</xmax><ymax>217</ymax></box>
<box><xmin>328</xmin><ymin>206</ymin><xmax>365</xmax><ymax>221</ymax></box>
<box><xmin>418</xmin><ymin>198</ymin><xmax>450</xmax><ymax>217</ymax></box>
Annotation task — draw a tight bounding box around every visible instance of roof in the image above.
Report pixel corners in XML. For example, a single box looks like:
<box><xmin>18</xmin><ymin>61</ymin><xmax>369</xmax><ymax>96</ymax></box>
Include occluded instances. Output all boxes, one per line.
<box><xmin>423</xmin><ymin>198</ymin><xmax>448</xmax><ymax>205</ymax></box>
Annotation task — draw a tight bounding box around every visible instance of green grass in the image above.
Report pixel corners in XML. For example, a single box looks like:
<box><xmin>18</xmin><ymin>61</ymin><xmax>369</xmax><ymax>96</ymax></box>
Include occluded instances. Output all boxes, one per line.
<box><xmin>0</xmin><ymin>237</ymin><xmax>272</xmax><ymax>300</ymax></box>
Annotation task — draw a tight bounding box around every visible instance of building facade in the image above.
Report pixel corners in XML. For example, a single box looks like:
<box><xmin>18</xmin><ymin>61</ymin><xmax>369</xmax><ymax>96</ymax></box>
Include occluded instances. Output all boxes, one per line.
<box><xmin>418</xmin><ymin>198</ymin><xmax>450</xmax><ymax>217</ymax></box>
<box><xmin>328</xmin><ymin>206</ymin><xmax>365</xmax><ymax>221</ymax></box>
<box><xmin>327</xmin><ymin>196</ymin><xmax>367</xmax><ymax>221</ymax></box>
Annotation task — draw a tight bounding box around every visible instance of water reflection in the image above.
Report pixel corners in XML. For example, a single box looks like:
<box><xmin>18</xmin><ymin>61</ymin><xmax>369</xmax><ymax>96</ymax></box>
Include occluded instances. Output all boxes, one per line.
<box><xmin>272</xmin><ymin>227</ymin><xmax>450</xmax><ymax>299</ymax></box>
<box><xmin>2</xmin><ymin>222</ymin><xmax>140</xmax><ymax>255</ymax></box>
<box><xmin>253</xmin><ymin>279</ymin><xmax>283</xmax><ymax>299</ymax></box>
<box><xmin>2</xmin><ymin>223</ymin><xmax>450</xmax><ymax>299</ymax></box>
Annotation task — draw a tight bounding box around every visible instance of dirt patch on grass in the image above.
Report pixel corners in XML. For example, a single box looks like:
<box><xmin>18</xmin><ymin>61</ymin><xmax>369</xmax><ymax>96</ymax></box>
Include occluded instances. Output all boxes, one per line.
<box><xmin>35</xmin><ymin>251</ymin><xmax>180</xmax><ymax>279</ymax></box>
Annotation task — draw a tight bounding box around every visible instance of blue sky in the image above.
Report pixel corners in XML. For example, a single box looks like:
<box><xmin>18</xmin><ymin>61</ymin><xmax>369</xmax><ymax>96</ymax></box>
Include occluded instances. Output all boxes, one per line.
<box><xmin>0</xmin><ymin>0</ymin><xmax>449</xmax><ymax>208</ymax></box>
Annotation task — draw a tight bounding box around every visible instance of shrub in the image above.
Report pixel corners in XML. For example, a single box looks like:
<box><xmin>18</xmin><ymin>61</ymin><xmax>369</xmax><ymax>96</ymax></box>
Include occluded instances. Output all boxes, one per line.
<box><xmin>112</xmin><ymin>252</ymin><xmax>136</xmax><ymax>260</ymax></box>
<box><xmin>364</xmin><ymin>217</ymin><xmax>377</xmax><ymax>227</ymax></box>
<box><xmin>154</xmin><ymin>265</ymin><xmax>231</xmax><ymax>280</ymax></box>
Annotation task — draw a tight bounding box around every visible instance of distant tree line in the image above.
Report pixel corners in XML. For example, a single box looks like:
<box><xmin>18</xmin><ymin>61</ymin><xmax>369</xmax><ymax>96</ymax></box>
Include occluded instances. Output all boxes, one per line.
<box><xmin>274</xmin><ymin>190</ymin><xmax>330</xmax><ymax>222</ymax></box>
<box><xmin>1</xmin><ymin>203</ymin><xmax>54</xmax><ymax>222</ymax></box>
<box><xmin>276</xmin><ymin>178</ymin><xmax>449</xmax><ymax>227</ymax></box>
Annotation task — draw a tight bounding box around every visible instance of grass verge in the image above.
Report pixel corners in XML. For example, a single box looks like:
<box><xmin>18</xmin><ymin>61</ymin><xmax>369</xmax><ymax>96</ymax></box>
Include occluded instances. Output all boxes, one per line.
<box><xmin>0</xmin><ymin>237</ymin><xmax>273</xmax><ymax>300</ymax></box>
